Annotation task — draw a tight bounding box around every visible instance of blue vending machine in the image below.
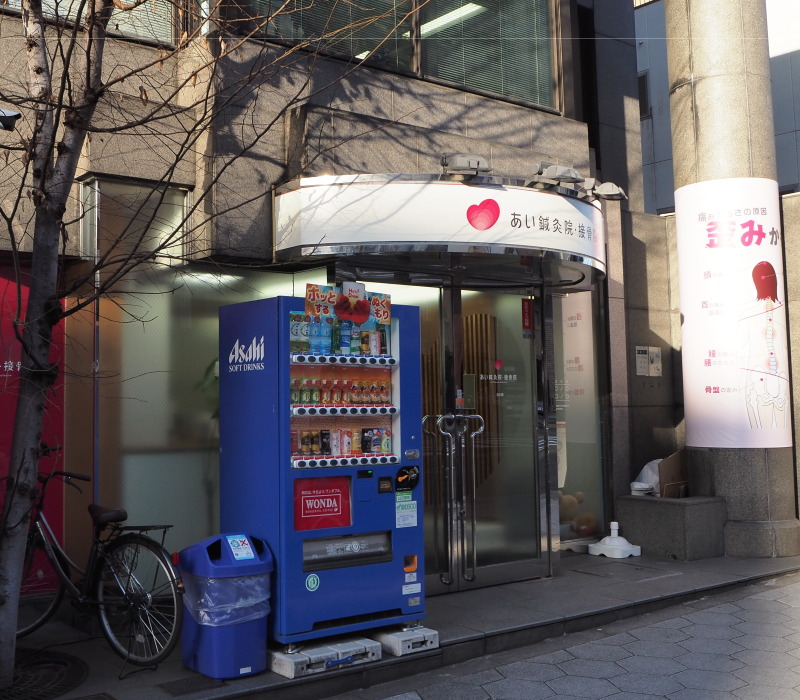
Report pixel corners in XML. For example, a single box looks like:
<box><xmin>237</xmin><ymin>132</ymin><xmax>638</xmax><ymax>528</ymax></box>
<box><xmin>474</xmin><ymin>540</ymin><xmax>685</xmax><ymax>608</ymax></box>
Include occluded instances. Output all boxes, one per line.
<box><xmin>219</xmin><ymin>294</ymin><xmax>425</xmax><ymax>644</ymax></box>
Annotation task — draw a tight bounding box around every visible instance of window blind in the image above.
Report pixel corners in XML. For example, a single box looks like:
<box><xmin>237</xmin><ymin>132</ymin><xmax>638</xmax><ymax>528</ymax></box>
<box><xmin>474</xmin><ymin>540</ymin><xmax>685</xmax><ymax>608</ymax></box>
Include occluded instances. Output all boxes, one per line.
<box><xmin>420</xmin><ymin>0</ymin><xmax>552</xmax><ymax>107</ymax></box>
<box><xmin>238</xmin><ymin>0</ymin><xmax>414</xmax><ymax>71</ymax></box>
<box><xmin>1</xmin><ymin>0</ymin><xmax>174</xmax><ymax>45</ymax></box>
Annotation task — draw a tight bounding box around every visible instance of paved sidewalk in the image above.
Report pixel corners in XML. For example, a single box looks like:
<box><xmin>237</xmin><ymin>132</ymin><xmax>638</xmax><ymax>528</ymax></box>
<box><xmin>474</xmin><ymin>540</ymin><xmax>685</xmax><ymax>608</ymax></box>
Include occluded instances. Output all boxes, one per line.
<box><xmin>329</xmin><ymin>570</ymin><xmax>800</xmax><ymax>700</ymax></box>
<box><xmin>28</xmin><ymin>555</ymin><xmax>800</xmax><ymax>699</ymax></box>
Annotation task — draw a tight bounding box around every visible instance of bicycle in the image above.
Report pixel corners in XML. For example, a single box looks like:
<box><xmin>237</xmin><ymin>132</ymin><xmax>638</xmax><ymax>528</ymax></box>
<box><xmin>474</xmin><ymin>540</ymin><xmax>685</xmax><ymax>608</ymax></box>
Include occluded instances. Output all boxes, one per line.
<box><xmin>13</xmin><ymin>443</ymin><xmax>184</xmax><ymax>666</ymax></box>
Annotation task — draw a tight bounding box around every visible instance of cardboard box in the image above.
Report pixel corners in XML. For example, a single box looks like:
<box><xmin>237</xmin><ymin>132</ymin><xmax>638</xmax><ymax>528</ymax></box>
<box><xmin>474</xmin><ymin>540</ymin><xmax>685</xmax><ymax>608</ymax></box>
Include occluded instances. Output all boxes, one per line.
<box><xmin>658</xmin><ymin>448</ymin><xmax>688</xmax><ymax>498</ymax></box>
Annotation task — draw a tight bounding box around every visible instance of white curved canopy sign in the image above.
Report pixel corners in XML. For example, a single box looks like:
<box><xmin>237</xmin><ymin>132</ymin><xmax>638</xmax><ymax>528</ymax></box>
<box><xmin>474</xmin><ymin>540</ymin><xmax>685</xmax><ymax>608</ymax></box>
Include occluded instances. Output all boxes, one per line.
<box><xmin>274</xmin><ymin>176</ymin><xmax>606</xmax><ymax>269</ymax></box>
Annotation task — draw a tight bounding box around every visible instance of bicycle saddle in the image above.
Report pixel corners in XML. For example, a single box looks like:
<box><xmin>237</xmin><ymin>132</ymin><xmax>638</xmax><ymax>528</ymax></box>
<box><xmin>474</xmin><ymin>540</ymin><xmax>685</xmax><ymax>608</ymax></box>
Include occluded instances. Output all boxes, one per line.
<box><xmin>88</xmin><ymin>504</ymin><xmax>128</xmax><ymax>526</ymax></box>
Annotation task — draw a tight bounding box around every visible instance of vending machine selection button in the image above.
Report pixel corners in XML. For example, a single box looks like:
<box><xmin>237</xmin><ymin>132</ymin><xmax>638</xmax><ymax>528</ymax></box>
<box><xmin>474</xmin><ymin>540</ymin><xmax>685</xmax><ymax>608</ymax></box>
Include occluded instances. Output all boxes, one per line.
<box><xmin>378</xmin><ymin>478</ymin><xmax>393</xmax><ymax>493</ymax></box>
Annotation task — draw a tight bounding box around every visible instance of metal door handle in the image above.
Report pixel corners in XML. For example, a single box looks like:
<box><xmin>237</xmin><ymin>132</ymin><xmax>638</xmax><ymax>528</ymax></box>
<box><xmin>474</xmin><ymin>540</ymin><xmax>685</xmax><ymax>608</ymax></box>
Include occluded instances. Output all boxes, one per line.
<box><xmin>459</xmin><ymin>414</ymin><xmax>484</xmax><ymax>582</ymax></box>
<box><xmin>436</xmin><ymin>414</ymin><xmax>456</xmax><ymax>585</ymax></box>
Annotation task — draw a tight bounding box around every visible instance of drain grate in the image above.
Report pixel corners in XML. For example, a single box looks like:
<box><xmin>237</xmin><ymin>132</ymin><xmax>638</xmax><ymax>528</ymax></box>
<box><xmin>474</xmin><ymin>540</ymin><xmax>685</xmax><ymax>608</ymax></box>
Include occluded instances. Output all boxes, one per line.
<box><xmin>159</xmin><ymin>675</ymin><xmax>228</xmax><ymax>697</ymax></box>
<box><xmin>4</xmin><ymin>648</ymin><xmax>88</xmax><ymax>700</ymax></box>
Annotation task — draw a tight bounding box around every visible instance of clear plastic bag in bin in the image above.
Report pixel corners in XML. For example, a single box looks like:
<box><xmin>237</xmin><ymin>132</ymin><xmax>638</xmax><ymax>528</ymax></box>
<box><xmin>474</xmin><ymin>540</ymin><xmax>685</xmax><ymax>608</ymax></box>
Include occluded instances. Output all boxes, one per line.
<box><xmin>181</xmin><ymin>571</ymin><xmax>271</xmax><ymax>627</ymax></box>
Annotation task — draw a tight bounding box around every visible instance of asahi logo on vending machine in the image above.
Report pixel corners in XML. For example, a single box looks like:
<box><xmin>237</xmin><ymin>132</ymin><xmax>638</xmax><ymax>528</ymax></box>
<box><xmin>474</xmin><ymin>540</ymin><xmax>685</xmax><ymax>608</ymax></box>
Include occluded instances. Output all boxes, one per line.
<box><xmin>228</xmin><ymin>337</ymin><xmax>265</xmax><ymax>371</ymax></box>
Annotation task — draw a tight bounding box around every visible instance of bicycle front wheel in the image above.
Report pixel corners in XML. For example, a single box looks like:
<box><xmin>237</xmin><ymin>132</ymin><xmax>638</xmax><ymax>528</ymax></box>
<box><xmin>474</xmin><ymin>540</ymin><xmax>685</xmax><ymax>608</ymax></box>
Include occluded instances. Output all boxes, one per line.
<box><xmin>17</xmin><ymin>532</ymin><xmax>66</xmax><ymax>637</ymax></box>
<box><xmin>96</xmin><ymin>534</ymin><xmax>183</xmax><ymax>665</ymax></box>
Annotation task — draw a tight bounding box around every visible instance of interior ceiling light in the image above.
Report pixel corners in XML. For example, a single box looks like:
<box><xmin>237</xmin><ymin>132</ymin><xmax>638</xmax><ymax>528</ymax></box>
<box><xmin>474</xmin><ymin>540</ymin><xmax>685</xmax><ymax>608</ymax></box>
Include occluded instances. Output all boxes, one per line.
<box><xmin>403</xmin><ymin>3</ymin><xmax>486</xmax><ymax>38</ymax></box>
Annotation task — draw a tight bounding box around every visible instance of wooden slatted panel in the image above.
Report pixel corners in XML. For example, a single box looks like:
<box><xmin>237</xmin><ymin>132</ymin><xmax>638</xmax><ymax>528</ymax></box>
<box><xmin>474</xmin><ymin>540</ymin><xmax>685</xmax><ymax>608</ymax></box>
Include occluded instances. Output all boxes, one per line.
<box><xmin>462</xmin><ymin>314</ymin><xmax>500</xmax><ymax>486</ymax></box>
<box><xmin>421</xmin><ymin>338</ymin><xmax>441</xmax><ymax>507</ymax></box>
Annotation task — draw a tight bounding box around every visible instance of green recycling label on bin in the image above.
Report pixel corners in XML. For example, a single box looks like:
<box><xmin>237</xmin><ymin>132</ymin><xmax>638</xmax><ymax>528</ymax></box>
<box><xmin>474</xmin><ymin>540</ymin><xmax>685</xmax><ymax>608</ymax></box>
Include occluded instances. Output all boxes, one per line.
<box><xmin>306</xmin><ymin>574</ymin><xmax>320</xmax><ymax>592</ymax></box>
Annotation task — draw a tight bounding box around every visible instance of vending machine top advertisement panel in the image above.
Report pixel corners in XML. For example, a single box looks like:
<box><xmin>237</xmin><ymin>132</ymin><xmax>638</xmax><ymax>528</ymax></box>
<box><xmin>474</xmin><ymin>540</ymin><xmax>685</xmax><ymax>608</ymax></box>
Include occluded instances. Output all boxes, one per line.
<box><xmin>219</xmin><ymin>289</ymin><xmax>424</xmax><ymax>644</ymax></box>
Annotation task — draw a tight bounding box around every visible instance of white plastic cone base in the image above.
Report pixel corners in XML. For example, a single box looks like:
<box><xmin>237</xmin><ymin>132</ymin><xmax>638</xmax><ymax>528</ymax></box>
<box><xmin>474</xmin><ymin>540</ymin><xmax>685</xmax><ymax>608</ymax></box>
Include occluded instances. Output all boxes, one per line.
<box><xmin>587</xmin><ymin>521</ymin><xmax>641</xmax><ymax>558</ymax></box>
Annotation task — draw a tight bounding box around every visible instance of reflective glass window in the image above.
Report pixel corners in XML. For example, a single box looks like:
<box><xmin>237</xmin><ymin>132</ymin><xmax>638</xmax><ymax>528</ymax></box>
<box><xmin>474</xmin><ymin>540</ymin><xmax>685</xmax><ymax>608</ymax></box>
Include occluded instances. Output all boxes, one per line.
<box><xmin>420</xmin><ymin>0</ymin><xmax>552</xmax><ymax>106</ymax></box>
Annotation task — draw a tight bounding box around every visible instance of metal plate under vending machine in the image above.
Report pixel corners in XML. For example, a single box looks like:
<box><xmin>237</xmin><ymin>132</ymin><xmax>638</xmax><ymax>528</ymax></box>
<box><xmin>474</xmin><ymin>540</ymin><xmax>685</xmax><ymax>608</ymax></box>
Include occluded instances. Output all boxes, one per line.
<box><xmin>219</xmin><ymin>295</ymin><xmax>425</xmax><ymax>644</ymax></box>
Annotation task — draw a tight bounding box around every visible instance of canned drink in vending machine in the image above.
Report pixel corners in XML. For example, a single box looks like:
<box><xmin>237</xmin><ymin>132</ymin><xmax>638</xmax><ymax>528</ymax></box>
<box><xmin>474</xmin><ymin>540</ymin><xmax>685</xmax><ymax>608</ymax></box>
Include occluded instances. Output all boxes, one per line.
<box><xmin>342</xmin><ymin>430</ymin><xmax>352</xmax><ymax>455</ymax></box>
<box><xmin>330</xmin><ymin>429</ymin><xmax>341</xmax><ymax>455</ymax></box>
<box><xmin>301</xmin><ymin>431</ymin><xmax>311</xmax><ymax>454</ymax></box>
<box><xmin>352</xmin><ymin>429</ymin><xmax>362</xmax><ymax>454</ymax></box>
<box><xmin>371</xmin><ymin>429</ymin><xmax>382</xmax><ymax>454</ymax></box>
<box><xmin>320</xmin><ymin>430</ymin><xmax>331</xmax><ymax>455</ymax></box>
<box><xmin>311</xmin><ymin>430</ymin><xmax>320</xmax><ymax>454</ymax></box>
<box><xmin>361</xmin><ymin>429</ymin><xmax>373</xmax><ymax>454</ymax></box>
<box><xmin>369</xmin><ymin>331</ymin><xmax>381</xmax><ymax>356</ymax></box>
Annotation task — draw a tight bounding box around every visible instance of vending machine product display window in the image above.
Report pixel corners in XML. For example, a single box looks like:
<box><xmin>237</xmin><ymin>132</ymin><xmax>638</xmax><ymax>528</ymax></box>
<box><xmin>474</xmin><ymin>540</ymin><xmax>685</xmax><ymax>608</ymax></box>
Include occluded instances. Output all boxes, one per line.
<box><xmin>219</xmin><ymin>288</ymin><xmax>424</xmax><ymax>644</ymax></box>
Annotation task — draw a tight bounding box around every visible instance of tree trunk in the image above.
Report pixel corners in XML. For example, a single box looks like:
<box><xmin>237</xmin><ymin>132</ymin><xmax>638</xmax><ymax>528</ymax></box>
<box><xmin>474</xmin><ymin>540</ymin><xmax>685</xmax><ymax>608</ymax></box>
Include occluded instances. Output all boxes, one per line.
<box><xmin>0</xmin><ymin>208</ymin><xmax>62</xmax><ymax>685</ymax></box>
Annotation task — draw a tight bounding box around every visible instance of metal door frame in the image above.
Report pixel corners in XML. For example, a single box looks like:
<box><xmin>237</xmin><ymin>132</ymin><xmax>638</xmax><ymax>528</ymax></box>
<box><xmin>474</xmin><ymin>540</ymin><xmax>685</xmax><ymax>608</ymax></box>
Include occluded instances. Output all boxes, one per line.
<box><xmin>424</xmin><ymin>277</ymin><xmax>557</xmax><ymax>595</ymax></box>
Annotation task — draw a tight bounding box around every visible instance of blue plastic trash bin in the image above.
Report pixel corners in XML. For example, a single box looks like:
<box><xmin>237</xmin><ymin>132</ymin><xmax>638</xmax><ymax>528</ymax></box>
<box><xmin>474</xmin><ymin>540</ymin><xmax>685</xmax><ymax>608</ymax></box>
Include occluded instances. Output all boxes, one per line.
<box><xmin>178</xmin><ymin>534</ymin><xmax>273</xmax><ymax>679</ymax></box>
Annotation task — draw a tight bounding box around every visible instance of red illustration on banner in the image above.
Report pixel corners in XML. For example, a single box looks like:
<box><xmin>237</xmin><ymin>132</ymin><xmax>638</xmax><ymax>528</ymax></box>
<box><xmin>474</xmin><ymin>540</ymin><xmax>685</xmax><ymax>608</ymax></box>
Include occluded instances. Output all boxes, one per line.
<box><xmin>294</xmin><ymin>476</ymin><xmax>352</xmax><ymax>531</ymax></box>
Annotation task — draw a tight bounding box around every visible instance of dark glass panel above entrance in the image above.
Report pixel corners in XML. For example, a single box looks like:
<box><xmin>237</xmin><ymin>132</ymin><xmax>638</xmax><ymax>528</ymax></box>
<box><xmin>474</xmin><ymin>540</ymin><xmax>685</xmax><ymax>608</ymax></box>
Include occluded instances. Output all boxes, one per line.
<box><xmin>247</xmin><ymin>0</ymin><xmax>415</xmax><ymax>71</ymax></box>
<box><xmin>419</xmin><ymin>0</ymin><xmax>553</xmax><ymax>106</ymax></box>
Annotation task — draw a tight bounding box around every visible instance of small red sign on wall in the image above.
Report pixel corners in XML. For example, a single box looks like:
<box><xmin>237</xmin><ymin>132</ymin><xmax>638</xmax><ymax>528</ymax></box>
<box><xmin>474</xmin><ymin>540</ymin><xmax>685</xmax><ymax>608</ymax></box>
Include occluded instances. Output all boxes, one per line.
<box><xmin>294</xmin><ymin>476</ymin><xmax>352</xmax><ymax>531</ymax></box>
<box><xmin>521</xmin><ymin>298</ymin><xmax>533</xmax><ymax>339</ymax></box>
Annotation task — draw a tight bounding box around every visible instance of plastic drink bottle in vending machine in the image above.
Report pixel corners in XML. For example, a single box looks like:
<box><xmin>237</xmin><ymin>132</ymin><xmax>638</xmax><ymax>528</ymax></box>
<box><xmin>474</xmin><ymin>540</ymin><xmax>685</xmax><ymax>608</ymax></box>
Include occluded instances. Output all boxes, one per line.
<box><xmin>340</xmin><ymin>321</ymin><xmax>352</xmax><ymax>355</ymax></box>
<box><xmin>321</xmin><ymin>318</ymin><xmax>333</xmax><ymax>354</ymax></box>
<box><xmin>290</xmin><ymin>312</ymin><xmax>304</xmax><ymax>352</ymax></box>
<box><xmin>350</xmin><ymin>327</ymin><xmax>361</xmax><ymax>356</ymax></box>
<box><xmin>330</xmin><ymin>317</ymin><xmax>341</xmax><ymax>354</ymax></box>
<box><xmin>310</xmin><ymin>317</ymin><xmax>322</xmax><ymax>354</ymax></box>
<box><xmin>342</xmin><ymin>430</ymin><xmax>352</xmax><ymax>455</ymax></box>
<box><xmin>381</xmin><ymin>429</ymin><xmax>391</xmax><ymax>454</ymax></box>
<box><xmin>371</xmin><ymin>429</ymin><xmax>382</xmax><ymax>454</ymax></box>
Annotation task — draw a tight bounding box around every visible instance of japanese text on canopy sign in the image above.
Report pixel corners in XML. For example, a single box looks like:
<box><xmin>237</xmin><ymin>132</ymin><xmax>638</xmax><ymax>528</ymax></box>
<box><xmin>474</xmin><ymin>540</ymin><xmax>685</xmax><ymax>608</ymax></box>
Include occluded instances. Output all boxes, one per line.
<box><xmin>675</xmin><ymin>178</ymin><xmax>791</xmax><ymax>449</ymax></box>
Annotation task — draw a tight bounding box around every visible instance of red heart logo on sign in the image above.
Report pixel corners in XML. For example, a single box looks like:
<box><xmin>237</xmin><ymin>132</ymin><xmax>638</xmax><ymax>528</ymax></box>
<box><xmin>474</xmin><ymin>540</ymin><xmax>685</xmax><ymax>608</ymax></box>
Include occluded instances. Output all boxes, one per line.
<box><xmin>495</xmin><ymin>359</ymin><xmax>503</xmax><ymax>371</ymax></box>
<box><xmin>466</xmin><ymin>199</ymin><xmax>500</xmax><ymax>230</ymax></box>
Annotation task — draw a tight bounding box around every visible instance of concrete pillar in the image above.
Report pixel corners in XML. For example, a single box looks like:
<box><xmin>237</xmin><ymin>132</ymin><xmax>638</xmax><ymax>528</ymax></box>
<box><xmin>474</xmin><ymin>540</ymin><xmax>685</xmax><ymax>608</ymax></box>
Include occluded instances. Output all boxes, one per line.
<box><xmin>665</xmin><ymin>0</ymin><xmax>800</xmax><ymax>556</ymax></box>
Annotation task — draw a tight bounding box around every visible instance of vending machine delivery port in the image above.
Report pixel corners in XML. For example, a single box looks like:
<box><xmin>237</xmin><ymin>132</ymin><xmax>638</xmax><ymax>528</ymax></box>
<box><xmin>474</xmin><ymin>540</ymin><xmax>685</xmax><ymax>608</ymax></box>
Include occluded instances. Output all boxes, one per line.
<box><xmin>219</xmin><ymin>293</ymin><xmax>425</xmax><ymax>644</ymax></box>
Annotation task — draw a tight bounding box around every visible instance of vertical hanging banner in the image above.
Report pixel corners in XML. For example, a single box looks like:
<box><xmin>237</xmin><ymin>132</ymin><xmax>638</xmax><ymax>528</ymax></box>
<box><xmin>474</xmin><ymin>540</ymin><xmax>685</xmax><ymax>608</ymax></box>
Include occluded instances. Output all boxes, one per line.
<box><xmin>675</xmin><ymin>178</ymin><xmax>791</xmax><ymax>448</ymax></box>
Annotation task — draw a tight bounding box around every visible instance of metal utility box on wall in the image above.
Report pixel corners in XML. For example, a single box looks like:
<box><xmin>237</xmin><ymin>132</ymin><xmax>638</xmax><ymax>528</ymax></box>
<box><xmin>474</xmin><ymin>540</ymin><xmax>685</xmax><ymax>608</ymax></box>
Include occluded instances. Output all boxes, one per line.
<box><xmin>219</xmin><ymin>296</ymin><xmax>425</xmax><ymax>644</ymax></box>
